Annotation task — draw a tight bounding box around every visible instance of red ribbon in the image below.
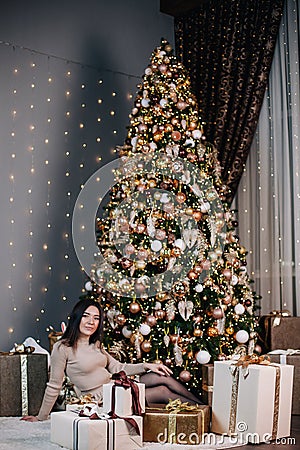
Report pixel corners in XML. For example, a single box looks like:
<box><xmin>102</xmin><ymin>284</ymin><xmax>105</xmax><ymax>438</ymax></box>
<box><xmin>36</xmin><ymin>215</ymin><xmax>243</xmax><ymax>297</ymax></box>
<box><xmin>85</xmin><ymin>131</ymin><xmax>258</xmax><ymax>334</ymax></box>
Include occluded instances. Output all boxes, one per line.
<box><xmin>110</xmin><ymin>370</ymin><xmax>142</xmax><ymax>416</ymax></box>
<box><xmin>108</xmin><ymin>370</ymin><xmax>142</xmax><ymax>435</ymax></box>
<box><xmin>78</xmin><ymin>371</ymin><xmax>142</xmax><ymax>436</ymax></box>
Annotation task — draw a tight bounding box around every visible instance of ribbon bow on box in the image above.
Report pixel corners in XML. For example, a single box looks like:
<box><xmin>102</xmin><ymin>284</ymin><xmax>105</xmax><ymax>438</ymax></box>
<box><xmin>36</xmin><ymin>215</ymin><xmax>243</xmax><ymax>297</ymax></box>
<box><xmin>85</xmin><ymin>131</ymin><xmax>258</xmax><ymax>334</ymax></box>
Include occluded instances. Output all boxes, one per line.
<box><xmin>110</xmin><ymin>370</ymin><xmax>143</xmax><ymax>416</ymax></box>
<box><xmin>230</xmin><ymin>354</ymin><xmax>271</xmax><ymax>379</ymax></box>
<box><xmin>0</xmin><ymin>343</ymin><xmax>35</xmax><ymax>356</ymax></box>
<box><xmin>78</xmin><ymin>371</ymin><xmax>142</xmax><ymax>436</ymax></box>
<box><xmin>165</xmin><ymin>398</ymin><xmax>202</xmax><ymax>413</ymax></box>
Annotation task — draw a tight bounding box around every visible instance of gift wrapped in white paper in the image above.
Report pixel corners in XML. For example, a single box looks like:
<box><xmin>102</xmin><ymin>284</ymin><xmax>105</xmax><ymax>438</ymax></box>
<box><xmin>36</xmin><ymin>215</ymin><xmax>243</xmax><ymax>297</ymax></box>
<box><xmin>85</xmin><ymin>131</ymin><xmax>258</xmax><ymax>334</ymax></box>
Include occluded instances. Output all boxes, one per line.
<box><xmin>50</xmin><ymin>410</ymin><xmax>143</xmax><ymax>450</ymax></box>
<box><xmin>211</xmin><ymin>360</ymin><xmax>294</xmax><ymax>443</ymax></box>
<box><xmin>103</xmin><ymin>381</ymin><xmax>145</xmax><ymax>416</ymax></box>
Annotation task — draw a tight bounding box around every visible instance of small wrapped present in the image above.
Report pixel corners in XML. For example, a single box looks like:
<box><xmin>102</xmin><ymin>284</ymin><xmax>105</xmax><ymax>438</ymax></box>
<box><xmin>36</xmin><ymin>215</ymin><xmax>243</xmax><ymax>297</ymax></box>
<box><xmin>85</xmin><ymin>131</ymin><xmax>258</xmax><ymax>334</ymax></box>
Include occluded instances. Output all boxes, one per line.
<box><xmin>257</xmin><ymin>313</ymin><xmax>300</xmax><ymax>353</ymax></box>
<box><xmin>50</xmin><ymin>410</ymin><xmax>143</xmax><ymax>450</ymax></box>
<box><xmin>201</xmin><ymin>363</ymin><xmax>214</xmax><ymax>406</ymax></box>
<box><xmin>65</xmin><ymin>394</ymin><xmax>97</xmax><ymax>412</ymax></box>
<box><xmin>268</xmin><ymin>349</ymin><xmax>300</xmax><ymax>415</ymax></box>
<box><xmin>143</xmin><ymin>399</ymin><xmax>210</xmax><ymax>445</ymax></box>
<box><xmin>211</xmin><ymin>356</ymin><xmax>294</xmax><ymax>443</ymax></box>
<box><xmin>0</xmin><ymin>348</ymin><xmax>48</xmax><ymax>416</ymax></box>
<box><xmin>103</xmin><ymin>371</ymin><xmax>145</xmax><ymax>416</ymax></box>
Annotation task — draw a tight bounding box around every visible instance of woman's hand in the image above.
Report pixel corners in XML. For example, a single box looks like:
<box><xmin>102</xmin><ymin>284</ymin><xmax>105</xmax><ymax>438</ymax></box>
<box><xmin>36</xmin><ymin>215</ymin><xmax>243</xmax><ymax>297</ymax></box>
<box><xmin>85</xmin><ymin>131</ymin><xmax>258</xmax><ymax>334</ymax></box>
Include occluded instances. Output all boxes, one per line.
<box><xmin>144</xmin><ymin>362</ymin><xmax>173</xmax><ymax>376</ymax></box>
<box><xmin>21</xmin><ymin>416</ymin><xmax>39</xmax><ymax>422</ymax></box>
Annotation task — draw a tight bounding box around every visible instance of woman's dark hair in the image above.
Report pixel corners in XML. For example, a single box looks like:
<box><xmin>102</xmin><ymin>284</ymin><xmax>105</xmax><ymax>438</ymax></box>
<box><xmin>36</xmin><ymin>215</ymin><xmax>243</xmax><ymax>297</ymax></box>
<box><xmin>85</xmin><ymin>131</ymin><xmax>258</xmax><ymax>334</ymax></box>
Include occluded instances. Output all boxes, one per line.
<box><xmin>60</xmin><ymin>298</ymin><xmax>104</xmax><ymax>348</ymax></box>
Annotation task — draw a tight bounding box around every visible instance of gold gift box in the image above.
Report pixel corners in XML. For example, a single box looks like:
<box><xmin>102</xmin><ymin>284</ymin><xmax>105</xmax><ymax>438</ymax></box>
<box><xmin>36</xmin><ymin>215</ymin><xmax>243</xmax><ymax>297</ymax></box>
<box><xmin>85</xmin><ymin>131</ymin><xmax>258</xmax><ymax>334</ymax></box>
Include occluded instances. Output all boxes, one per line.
<box><xmin>143</xmin><ymin>403</ymin><xmax>210</xmax><ymax>445</ymax></box>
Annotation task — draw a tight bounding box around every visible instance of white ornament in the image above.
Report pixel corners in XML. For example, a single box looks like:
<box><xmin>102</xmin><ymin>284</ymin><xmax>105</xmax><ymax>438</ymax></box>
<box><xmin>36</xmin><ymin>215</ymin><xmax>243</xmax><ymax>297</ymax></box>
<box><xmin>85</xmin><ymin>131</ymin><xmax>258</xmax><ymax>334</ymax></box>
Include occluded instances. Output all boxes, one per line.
<box><xmin>149</xmin><ymin>142</ymin><xmax>157</xmax><ymax>150</ymax></box>
<box><xmin>122</xmin><ymin>326</ymin><xmax>132</xmax><ymax>338</ymax></box>
<box><xmin>139</xmin><ymin>323</ymin><xmax>151</xmax><ymax>336</ymax></box>
<box><xmin>195</xmin><ymin>284</ymin><xmax>203</xmax><ymax>293</ymax></box>
<box><xmin>234</xmin><ymin>304</ymin><xmax>245</xmax><ymax>315</ymax></box>
<box><xmin>184</xmin><ymin>138</ymin><xmax>195</xmax><ymax>147</ymax></box>
<box><xmin>159</xmin><ymin>99</ymin><xmax>168</xmax><ymax>108</ymax></box>
<box><xmin>85</xmin><ymin>281</ymin><xmax>93</xmax><ymax>291</ymax></box>
<box><xmin>131</xmin><ymin>136</ymin><xmax>138</xmax><ymax>148</ymax></box>
<box><xmin>145</xmin><ymin>68</ymin><xmax>152</xmax><ymax>75</ymax></box>
<box><xmin>174</xmin><ymin>239</ymin><xmax>186</xmax><ymax>251</ymax></box>
<box><xmin>160</xmin><ymin>193</ymin><xmax>170</xmax><ymax>203</ymax></box>
<box><xmin>151</xmin><ymin>240</ymin><xmax>162</xmax><ymax>252</ymax></box>
<box><xmin>236</xmin><ymin>330</ymin><xmax>249</xmax><ymax>343</ymax></box>
<box><xmin>141</xmin><ymin>98</ymin><xmax>150</xmax><ymax>108</ymax></box>
<box><xmin>231</xmin><ymin>275</ymin><xmax>239</xmax><ymax>285</ymax></box>
<box><xmin>192</xmin><ymin>129</ymin><xmax>202</xmax><ymax>139</ymax></box>
<box><xmin>196</xmin><ymin>350</ymin><xmax>211</xmax><ymax>365</ymax></box>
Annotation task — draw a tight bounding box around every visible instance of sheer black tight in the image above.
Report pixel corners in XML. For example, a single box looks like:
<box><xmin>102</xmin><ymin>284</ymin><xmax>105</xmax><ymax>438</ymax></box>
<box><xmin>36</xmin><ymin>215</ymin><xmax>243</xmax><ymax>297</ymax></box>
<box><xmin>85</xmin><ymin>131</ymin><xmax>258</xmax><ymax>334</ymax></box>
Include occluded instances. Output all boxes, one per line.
<box><xmin>139</xmin><ymin>372</ymin><xmax>202</xmax><ymax>405</ymax></box>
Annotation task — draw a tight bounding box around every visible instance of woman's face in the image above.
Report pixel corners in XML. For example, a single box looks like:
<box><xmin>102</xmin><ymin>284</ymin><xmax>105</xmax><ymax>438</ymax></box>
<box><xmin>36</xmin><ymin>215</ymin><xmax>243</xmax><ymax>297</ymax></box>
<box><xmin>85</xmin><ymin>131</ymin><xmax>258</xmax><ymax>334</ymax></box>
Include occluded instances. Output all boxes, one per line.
<box><xmin>79</xmin><ymin>305</ymin><xmax>100</xmax><ymax>338</ymax></box>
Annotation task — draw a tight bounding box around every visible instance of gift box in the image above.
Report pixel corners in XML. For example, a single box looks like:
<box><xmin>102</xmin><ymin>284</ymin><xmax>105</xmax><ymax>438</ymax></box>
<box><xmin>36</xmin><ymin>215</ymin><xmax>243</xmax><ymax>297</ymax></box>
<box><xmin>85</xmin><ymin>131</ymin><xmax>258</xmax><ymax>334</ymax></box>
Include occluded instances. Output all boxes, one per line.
<box><xmin>51</xmin><ymin>410</ymin><xmax>143</xmax><ymax>450</ymax></box>
<box><xmin>143</xmin><ymin>402</ymin><xmax>210</xmax><ymax>445</ymax></box>
<box><xmin>201</xmin><ymin>364</ymin><xmax>214</xmax><ymax>406</ymax></box>
<box><xmin>211</xmin><ymin>359</ymin><xmax>294</xmax><ymax>443</ymax></box>
<box><xmin>103</xmin><ymin>377</ymin><xmax>145</xmax><ymax>416</ymax></box>
<box><xmin>258</xmin><ymin>315</ymin><xmax>300</xmax><ymax>353</ymax></box>
<box><xmin>268</xmin><ymin>350</ymin><xmax>300</xmax><ymax>415</ymax></box>
<box><xmin>66</xmin><ymin>402</ymin><xmax>97</xmax><ymax>412</ymax></box>
<box><xmin>0</xmin><ymin>353</ymin><xmax>48</xmax><ymax>416</ymax></box>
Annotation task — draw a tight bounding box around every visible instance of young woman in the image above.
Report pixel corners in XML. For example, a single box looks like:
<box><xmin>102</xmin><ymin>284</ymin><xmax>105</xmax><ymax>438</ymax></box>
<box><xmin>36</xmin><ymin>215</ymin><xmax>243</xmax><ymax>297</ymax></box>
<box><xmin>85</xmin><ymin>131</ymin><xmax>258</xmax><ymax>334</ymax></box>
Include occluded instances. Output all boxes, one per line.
<box><xmin>22</xmin><ymin>298</ymin><xmax>201</xmax><ymax>422</ymax></box>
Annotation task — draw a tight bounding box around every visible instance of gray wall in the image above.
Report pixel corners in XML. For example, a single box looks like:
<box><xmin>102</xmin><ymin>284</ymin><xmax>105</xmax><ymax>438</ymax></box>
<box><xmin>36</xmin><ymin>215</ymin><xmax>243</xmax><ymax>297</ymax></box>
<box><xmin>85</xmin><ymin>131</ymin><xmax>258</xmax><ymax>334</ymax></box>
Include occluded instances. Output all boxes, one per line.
<box><xmin>0</xmin><ymin>0</ymin><xmax>174</xmax><ymax>350</ymax></box>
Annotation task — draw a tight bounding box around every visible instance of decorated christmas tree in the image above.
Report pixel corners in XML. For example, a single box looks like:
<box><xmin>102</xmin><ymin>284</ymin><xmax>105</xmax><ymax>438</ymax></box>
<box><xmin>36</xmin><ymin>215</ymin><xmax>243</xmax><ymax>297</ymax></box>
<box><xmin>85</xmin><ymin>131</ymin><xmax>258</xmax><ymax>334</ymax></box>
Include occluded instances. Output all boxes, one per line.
<box><xmin>82</xmin><ymin>39</ymin><xmax>259</xmax><ymax>394</ymax></box>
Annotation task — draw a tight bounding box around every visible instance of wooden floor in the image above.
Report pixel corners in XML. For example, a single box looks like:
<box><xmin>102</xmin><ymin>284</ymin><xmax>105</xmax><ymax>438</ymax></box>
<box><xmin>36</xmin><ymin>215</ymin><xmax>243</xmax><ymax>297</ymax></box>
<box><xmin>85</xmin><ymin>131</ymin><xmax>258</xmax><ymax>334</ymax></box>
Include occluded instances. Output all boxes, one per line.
<box><xmin>234</xmin><ymin>415</ymin><xmax>299</xmax><ymax>449</ymax></box>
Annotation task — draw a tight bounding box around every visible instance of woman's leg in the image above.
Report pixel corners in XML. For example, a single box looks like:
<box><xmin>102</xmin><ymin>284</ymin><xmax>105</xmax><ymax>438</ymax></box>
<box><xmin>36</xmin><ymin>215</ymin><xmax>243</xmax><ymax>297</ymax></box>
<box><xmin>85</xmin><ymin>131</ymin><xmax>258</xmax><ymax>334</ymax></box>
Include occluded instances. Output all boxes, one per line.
<box><xmin>140</xmin><ymin>372</ymin><xmax>202</xmax><ymax>404</ymax></box>
<box><xmin>144</xmin><ymin>385</ymin><xmax>199</xmax><ymax>405</ymax></box>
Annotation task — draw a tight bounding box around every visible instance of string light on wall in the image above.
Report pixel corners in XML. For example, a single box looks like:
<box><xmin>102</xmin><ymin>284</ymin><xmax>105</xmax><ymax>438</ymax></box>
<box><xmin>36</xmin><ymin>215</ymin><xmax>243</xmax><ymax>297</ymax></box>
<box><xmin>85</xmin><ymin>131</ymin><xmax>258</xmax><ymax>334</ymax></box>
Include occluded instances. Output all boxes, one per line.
<box><xmin>1</xmin><ymin>40</ymin><xmax>141</xmax><ymax>348</ymax></box>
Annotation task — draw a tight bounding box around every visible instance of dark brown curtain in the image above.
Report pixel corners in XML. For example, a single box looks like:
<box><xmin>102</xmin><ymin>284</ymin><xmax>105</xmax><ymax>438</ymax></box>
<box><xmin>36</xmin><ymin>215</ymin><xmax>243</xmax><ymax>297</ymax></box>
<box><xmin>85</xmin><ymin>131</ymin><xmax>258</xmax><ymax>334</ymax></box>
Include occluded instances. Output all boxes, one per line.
<box><xmin>174</xmin><ymin>0</ymin><xmax>284</xmax><ymax>204</ymax></box>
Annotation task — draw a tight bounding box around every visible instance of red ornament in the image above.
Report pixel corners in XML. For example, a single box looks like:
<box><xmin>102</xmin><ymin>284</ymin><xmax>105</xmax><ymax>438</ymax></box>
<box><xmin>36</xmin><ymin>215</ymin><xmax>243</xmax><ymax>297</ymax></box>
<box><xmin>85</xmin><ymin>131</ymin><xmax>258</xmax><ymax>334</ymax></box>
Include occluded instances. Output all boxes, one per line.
<box><xmin>171</xmin><ymin>131</ymin><xmax>181</xmax><ymax>141</ymax></box>
<box><xmin>176</xmin><ymin>192</ymin><xmax>186</xmax><ymax>204</ymax></box>
<box><xmin>223</xmin><ymin>269</ymin><xmax>232</xmax><ymax>279</ymax></box>
<box><xmin>146</xmin><ymin>315</ymin><xmax>157</xmax><ymax>327</ymax></box>
<box><xmin>141</xmin><ymin>340</ymin><xmax>152</xmax><ymax>352</ymax></box>
<box><xmin>212</xmin><ymin>307</ymin><xmax>224</xmax><ymax>319</ymax></box>
<box><xmin>179</xmin><ymin>370</ymin><xmax>191</xmax><ymax>382</ymax></box>
<box><xmin>176</xmin><ymin>101</ymin><xmax>187</xmax><ymax>110</ymax></box>
<box><xmin>129</xmin><ymin>302</ymin><xmax>141</xmax><ymax>314</ymax></box>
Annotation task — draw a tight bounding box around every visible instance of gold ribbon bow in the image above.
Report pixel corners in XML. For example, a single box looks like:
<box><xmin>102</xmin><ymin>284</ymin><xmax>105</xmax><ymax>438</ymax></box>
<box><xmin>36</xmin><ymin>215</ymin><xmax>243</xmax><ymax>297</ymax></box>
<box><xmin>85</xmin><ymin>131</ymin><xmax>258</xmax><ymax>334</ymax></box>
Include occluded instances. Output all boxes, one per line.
<box><xmin>235</xmin><ymin>354</ymin><xmax>271</xmax><ymax>369</ymax></box>
<box><xmin>68</xmin><ymin>394</ymin><xmax>95</xmax><ymax>405</ymax></box>
<box><xmin>164</xmin><ymin>399</ymin><xmax>203</xmax><ymax>443</ymax></box>
<box><xmin>165</xmin><ymin>398</ymin><xmax>201</xmax><ymax>413</ymax></box>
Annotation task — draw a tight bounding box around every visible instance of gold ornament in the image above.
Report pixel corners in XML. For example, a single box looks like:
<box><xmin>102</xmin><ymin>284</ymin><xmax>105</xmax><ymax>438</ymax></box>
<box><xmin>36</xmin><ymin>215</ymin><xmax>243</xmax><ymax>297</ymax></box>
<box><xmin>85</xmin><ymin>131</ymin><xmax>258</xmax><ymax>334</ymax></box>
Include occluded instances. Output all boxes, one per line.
<box><xmin>141</xmin><ymin>340</ymin><xmax>152</xmax><ymax>352</ymax></box>
<box><xmin>193</xmin><ymin>328</ymin><xmax>203</xmax><ymax>337</ymax></box>
<box><xmin>207</xmin><ymin>326</ymin><xmax>219</xmax><ymax>337</ymax></box>
<box><xmin>130</xmin><ymin>332</ymin><xmax>143</xmax><ymax>344</ymax></box>
<box><xmin>226</xmin><ymin>326</ymin><xmax>235</xmax><ymax>335</ymax></box>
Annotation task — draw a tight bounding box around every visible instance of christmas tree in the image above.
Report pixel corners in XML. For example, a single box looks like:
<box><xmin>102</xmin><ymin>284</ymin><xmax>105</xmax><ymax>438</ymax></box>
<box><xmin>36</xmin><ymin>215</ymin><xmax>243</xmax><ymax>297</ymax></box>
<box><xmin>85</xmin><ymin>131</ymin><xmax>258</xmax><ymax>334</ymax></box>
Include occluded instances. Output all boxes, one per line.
<box><xmin>82</xmin><ymin>39</ymin><xmax>259</xmax><ymax>393</ymax></box>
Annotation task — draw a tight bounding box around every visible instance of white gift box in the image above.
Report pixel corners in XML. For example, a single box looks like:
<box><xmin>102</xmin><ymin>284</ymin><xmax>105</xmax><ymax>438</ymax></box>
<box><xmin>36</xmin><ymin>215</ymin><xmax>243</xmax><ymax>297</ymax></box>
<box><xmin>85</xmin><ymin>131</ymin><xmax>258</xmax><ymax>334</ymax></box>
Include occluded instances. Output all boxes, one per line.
<box><xmin>51</xmin><ymin>410</ymin><xmax>143</xmax><ymax>450</ymax></box>
<box><xmin>211</xmin><ymin>360</ymin><xmax>294</xmax><ymax>443</ymax></box>
<box><xmin>103</xmin><ymin>381</ymin><xmax>145</xmax><ymax>416</ymax></box>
